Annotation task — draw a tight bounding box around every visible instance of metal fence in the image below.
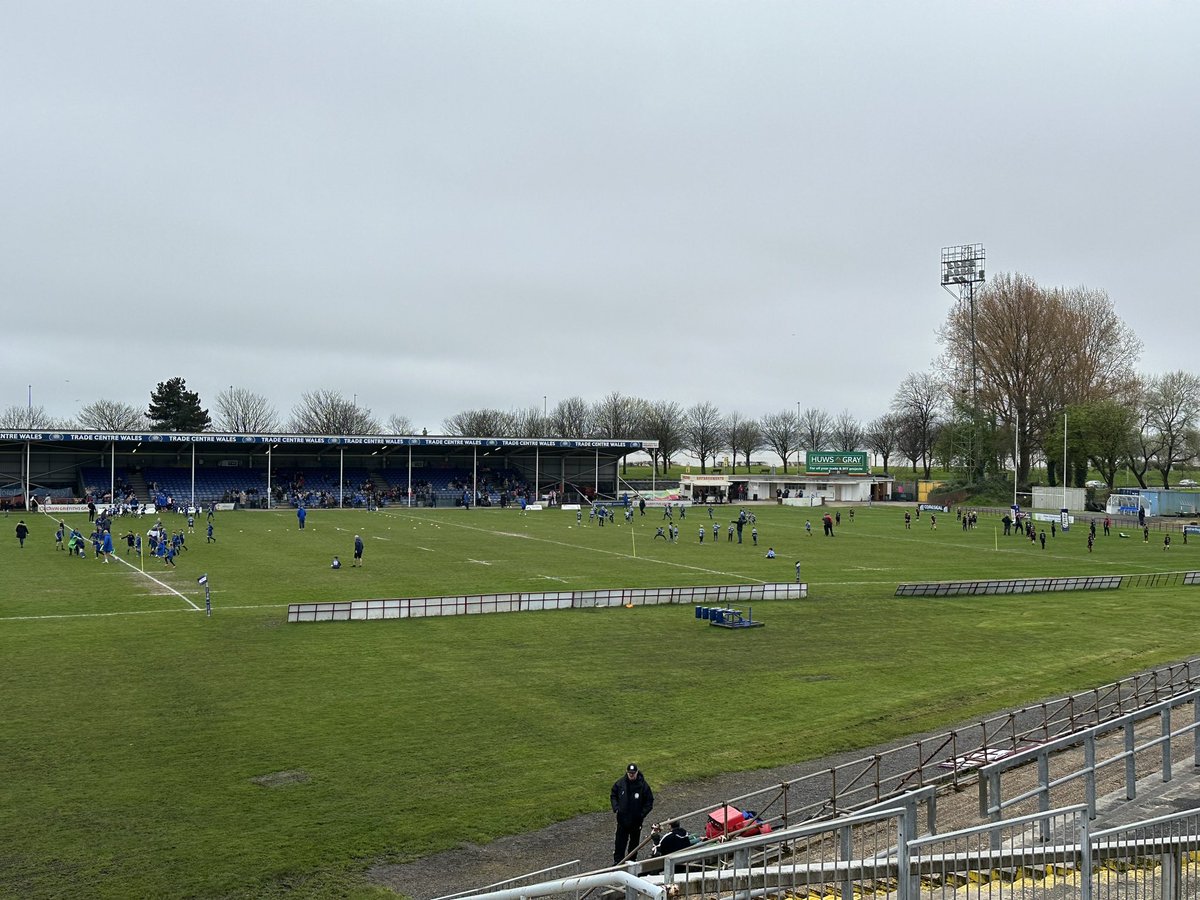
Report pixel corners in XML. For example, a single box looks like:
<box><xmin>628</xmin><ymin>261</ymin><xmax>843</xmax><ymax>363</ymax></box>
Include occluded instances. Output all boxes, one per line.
<box><xmin>1090</xmin><ymin>808</ymin><xmax>1200</xmax><ymax>900</ymax></box>
<box><xmin>897</xmin><ymin>571</ymin><xmax>1200</xmax><ymax>597</ymax></box>
<box><xmin>896</xmin><ymin>575</ymin><xmax>1125</xmax><ymax>597</ymax></box>
<box><xmin>287</xmin><ymin>582</ymin><xmax>807</xmax><ymax>622</ymax></box>
<box><xmin>458</xmin><ymin>803</ymin><xmax>1200</xmax><ymax>900</ymax></box>
<box><xmin>979</xmin><ymin>690</ymin><xmax>1200</xmax><ymax>827</ymax></box>
<box><xmin>908</xmin><ymin>804</ymin><xmax>1091</xmax><ymax>900</ymax></box>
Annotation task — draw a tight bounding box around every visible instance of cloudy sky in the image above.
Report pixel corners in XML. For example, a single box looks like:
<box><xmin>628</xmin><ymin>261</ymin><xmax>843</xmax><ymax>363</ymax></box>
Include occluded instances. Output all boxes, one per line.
<box><xmin>3</xmin><ymin>1</ymin><xmax>1197</xmax><ymax>434</ymax></box>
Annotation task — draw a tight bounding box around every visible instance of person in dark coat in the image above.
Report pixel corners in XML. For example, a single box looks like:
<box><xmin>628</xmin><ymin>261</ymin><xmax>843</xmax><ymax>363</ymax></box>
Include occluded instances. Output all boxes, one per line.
<box><xmin>611</xmin><ymin>763</ymin><xmax>654</xmax><ymax>863</ymax></box>
<box><xmin>652</xmin><ymin>820</ymin><xmax>692</xmax><ymax>857</ymax></box>
<box><xmin>15</xmin><ymin>520</ymin><xmax>29</xmax><ymax>548</ymax></box>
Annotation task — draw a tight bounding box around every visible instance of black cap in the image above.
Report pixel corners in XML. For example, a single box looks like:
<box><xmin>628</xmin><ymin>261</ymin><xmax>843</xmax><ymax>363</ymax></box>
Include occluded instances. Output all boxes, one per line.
<box><xmin>627</xmin><ymin>763</ymin><xmax>638</xmax><ymax>774</ymax></box>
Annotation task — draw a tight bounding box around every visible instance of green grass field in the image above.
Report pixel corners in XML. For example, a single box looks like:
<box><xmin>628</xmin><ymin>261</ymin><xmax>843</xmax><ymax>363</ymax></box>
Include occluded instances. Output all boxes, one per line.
<box><xmin>2</xmin><ymin>502</ymin><xmax>1198</xmax><ymax>898</ymax></box>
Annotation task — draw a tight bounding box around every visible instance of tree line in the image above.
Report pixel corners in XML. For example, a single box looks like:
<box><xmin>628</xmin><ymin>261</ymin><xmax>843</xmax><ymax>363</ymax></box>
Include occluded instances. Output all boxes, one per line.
<box><xmin>4</xmin><ymin>274</ymin><xmax>1198</xmax><ymax>487</ymax></box>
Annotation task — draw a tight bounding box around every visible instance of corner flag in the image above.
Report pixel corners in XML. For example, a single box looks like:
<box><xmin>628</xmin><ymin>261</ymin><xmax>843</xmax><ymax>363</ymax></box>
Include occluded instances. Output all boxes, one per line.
<box><xmin>199</xmin><ymin>574</ymin><xmax>212</xmax><ymax>616</ymax></box>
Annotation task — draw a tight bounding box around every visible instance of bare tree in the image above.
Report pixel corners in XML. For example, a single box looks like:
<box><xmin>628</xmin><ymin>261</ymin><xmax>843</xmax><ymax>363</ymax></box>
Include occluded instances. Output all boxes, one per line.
<box><xmin>549</xmin><ymin>396</ymin><xmax>591</xmax><ymax>438</ymax></box>
<box><xmin>760</xmin><ymin>410</ymin><xmax>799</xmax><ymax>473</ymax></box>
<box><xmin>863</xmin><ymin>413</ymin><xmax>901</xmax><ymax>474</ymax></box>
<box><xmin>896</xmin><ymin>411</ymin><xmax>926</xmax><ymax>476</ymax></box>
<box><xmin>891</xmin><ymin>373</ymin><xmax>942</xmax><ymax>478</ymax></box>
<box><xmin>591</xmin><ymin>393</ymin><xmax>648</xmax><ymax>474</ymax></box>
<box><xmin>510</xmin><ymin>406</ymin><xmax>549</xmax><ymax>438</ymax></box>
<box><xmin>77</xmin><ymin>399</ymin><xmax>146</xmax><ymax>431</ymax></box>
<box><xmin>1144</xmin><ymin>370</ymin><xmax>1200</xmax><ymax>487</ymax></box>
<box><xmin>797</xmin><ymin>407</ymin><xmax>833</xmax><ymax>452</ymax></box>
<box><xmin>0</xmin><ymin>405</ymin><xmax>61</xmax><ymax>429</ymax></box>
<box><xmin>443</xmin><ymin>408</ymin><xmax>516</xmax><ymax>437</ymax></box>
<box><xmin>289</xmin><ymin>390</ymin><xmax>380</xmax><ymax>434</ymax></box>
<box><xmin>386</xmin><ymin>414</ymin><xmax>415</xmax><ymax>435</ymax></box>
<box><xmin>683</xmin><ymin>402</ymin><xmax>723</xmax><ymax>473</ymax></box>
<box><xmin>724</xmin><ymin>411</ymin><xmax>763</xmax><ymax>473</ymax></box>
<box><xmin>592</xmin><ymin>392</ymin><xmax>644</xmax><ymax>439</ymax></box>
<box><xmin>738</xmin><ymin>418</ymin><xmax>764</xmax><ymax>472</ymax></box>
<box><xmin>940</xmin><ymin>273</ymin><xmax>1141</xmax><ymax>487</ymax></box>
<box><xmin>1126</xmin><ymin>381</ymin><xmax>1163</xmax><ymax>490</ymax></box>
<box><xmin>831</xmin><ymin>409</ymin><xmax>863</xmax><ymax>452</ymax></box>
<box><xmin>213</xmin><ymin>387</ymin><xmax>279</xmax><ymax>433</ymax></box>
<box><xmin>641</xmin><ymin>400</ymin><xmax>684</xmax><ymax>474</ymax></box>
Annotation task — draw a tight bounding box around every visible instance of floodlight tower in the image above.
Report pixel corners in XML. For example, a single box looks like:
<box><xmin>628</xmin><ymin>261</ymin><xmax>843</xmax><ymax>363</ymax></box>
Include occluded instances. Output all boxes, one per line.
<box><xmin>940</xmin><ymin>244</ymin><xmax>986</xmax><ymax>479</ymax></box>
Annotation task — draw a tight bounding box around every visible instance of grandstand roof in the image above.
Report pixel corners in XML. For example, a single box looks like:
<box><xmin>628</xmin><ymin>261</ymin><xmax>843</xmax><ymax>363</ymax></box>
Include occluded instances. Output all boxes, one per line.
<box><xmin>0</xmin><ymin>430</ymin><xmax>656</xmax><ymax>452</ymax></box>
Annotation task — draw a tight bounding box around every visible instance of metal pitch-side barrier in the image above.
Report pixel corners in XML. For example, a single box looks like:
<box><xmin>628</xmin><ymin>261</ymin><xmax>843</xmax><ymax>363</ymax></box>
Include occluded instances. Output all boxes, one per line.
<box><xmin>287</xmin><ymin>582</ymin><xmax>806</xmax><ymax>622</ymax></box>
<box><xmin>897</xmin><ymin>571</ymin><xmax>1200</xmax><ymax>597</ymax></box>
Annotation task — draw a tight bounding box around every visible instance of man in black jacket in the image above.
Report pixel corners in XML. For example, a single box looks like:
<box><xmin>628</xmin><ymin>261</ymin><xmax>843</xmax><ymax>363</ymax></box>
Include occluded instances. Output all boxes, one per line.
<box><xmin>611</xmin><ymin>763</ymin><xmax>654</xmax><ymax>864</ymax></box>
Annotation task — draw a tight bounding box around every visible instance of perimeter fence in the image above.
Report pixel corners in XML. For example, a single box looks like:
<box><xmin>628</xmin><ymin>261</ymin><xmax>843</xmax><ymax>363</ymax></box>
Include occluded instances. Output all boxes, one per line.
<box><xmin>287</xmin><ymin>582</ymin><xmax>806</xmax><ymax>622</ymax></box>
<box><xmin>897</xmin><ymin>571</ymin><xmax>1200</xmax><ymax>597</ymax></box>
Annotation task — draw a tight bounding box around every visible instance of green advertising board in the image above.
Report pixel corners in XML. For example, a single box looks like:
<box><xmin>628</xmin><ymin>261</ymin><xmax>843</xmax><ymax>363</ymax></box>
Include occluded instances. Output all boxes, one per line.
<box><xmin>805</xmin><ymin>451</ymin><xmax>869</xmax><ymax>474</ymax></box>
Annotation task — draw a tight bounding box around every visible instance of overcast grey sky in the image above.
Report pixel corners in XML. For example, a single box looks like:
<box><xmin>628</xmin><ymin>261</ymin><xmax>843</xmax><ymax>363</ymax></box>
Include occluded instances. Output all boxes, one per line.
<box><xmin>3</xmin><ymin>1</ymin><xmax>1197</xmax><ymax>433</ymax></box>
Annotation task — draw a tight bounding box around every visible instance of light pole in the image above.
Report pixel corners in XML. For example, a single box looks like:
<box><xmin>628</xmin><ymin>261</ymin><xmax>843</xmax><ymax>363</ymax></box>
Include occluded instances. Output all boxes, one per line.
<box><xmin>940</xmin><ymin>244</ymin><xmax>986</xmax><ymax>481</ymax></box>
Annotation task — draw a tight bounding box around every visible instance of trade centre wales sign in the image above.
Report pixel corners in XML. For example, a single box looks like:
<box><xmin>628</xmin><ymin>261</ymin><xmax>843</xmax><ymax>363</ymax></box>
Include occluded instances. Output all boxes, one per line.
<box><xmin>805</xmin><ymin>451</ymin><xmax>869</xmax><ymax>474</ymax></box>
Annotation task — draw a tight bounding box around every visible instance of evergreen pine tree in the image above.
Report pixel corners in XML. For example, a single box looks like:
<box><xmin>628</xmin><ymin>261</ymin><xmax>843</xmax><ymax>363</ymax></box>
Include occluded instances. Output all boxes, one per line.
<box><xmin>147</xmin><ymin>378</ymin><xmax>211</xmax><ymax>432</ymax></box>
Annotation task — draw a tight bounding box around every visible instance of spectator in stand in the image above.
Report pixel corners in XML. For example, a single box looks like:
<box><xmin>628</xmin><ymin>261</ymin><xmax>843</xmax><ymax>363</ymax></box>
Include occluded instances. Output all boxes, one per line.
<box><xmin>652</xmin><ymin>821</ymin><xmax>694</xmax><ymax>857</ymax></box>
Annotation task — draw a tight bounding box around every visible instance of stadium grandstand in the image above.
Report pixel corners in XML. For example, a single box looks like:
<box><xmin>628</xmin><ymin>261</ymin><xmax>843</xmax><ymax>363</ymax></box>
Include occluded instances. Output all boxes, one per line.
<box><xmin>0</xmin><ymin>429</ymin><xmax>656</xmax><ymax>513</ymax></box>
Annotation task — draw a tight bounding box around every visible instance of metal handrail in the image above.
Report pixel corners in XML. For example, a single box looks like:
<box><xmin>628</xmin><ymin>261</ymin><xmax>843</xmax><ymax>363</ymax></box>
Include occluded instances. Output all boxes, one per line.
<box><xmin>978</xmin><ymin>688</ymin><xmax>1200</xmax><ymax>820</ymax></box>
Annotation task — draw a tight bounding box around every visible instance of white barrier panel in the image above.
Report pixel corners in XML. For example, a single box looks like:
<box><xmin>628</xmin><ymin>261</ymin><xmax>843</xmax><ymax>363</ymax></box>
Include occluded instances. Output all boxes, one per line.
<box><xmin>288</xmin><ymin>583</ymin><xmax>807</xmax><ymax>623</ymax></box>
<box><xmin>1033</xmin><ymin>511</ymin><xmax>1074</xmax><ymax>524</ymax></box>
<box><xmin>43</xmin><ymin>503</ymin><xmax>90</xmax><ymax>513</ymax></box>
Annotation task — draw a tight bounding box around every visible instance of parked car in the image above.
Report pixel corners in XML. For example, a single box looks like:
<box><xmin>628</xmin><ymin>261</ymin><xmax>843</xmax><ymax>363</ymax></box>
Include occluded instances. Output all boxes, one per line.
<box><xmin>1179</xmin><ymin>479</ymin><xmax>1198</xmax><ymax>488</ymax></box>
<box><xmin>1085</xmin><ymin>480</ymin><xmax>1108</xmax><ymax>489</ymax></box>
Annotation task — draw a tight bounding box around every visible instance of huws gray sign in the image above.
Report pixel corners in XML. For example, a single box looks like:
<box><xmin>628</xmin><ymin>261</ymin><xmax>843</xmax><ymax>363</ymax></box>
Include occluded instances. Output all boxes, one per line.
<box><xmin>805</xmin><ymin>451</ymin><xmax>869</xmax><ymax>474</ymax></box>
